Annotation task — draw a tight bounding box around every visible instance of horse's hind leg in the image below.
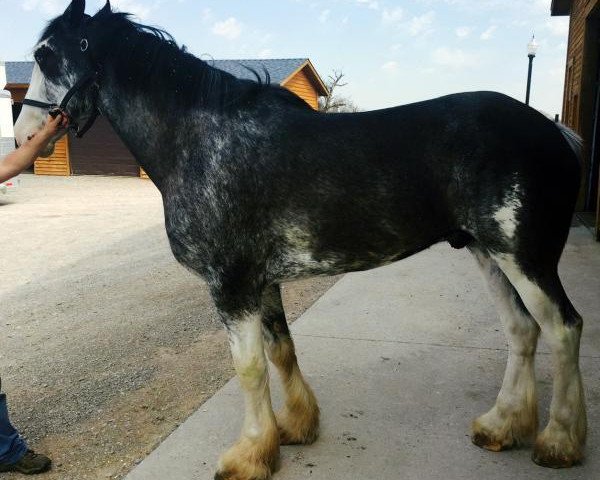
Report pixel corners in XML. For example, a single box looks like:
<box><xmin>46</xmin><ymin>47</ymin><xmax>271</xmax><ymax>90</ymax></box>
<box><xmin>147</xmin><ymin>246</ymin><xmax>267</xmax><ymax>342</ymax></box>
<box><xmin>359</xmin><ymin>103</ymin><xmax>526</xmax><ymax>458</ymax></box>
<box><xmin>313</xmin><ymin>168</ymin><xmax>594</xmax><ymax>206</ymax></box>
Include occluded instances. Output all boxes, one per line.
<box><xmin>469</xmin><ymin>247</ymin><xmax>540</xmax><ymax>451</ymax></box>
<box><xmin>261</xmin><ymin>284</ymin><xmax>320</xmax><ymax>445</ymax></box>
<box><xmin>493</xmin><ymin>253</ymin><xmax>586</xmax><ymax>468</ymax></box>
<box><xmin>214</xmin><ymin>301</ymin><xmax>279</xmax><ymax>480</ymax></box>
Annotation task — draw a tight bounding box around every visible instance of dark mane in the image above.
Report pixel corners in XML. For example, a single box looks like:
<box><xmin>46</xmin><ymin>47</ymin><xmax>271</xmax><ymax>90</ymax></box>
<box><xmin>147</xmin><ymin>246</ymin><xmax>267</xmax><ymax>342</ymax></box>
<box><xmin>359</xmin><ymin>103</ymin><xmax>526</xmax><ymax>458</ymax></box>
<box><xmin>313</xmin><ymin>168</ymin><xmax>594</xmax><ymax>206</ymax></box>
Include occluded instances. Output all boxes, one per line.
<box><xmin>66</xmin><ymin>11</ymin><xmax>311</xmax><ymax>113</ymax></box>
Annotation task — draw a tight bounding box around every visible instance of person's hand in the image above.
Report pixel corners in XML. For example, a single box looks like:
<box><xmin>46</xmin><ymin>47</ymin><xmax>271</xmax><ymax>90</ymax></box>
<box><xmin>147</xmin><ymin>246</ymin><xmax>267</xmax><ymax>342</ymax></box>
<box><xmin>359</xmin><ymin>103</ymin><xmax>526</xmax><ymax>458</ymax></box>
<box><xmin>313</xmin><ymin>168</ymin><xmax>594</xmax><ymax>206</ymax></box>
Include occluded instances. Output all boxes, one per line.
<box><xmin>24</xmin><ymin>113</ymin><xmax>69</xmax><ymax>155</ymax></box>
<box><xmin>37</xmin><ymin>113</ymin><xmax>69</xmax><ymax>141</ymax></box>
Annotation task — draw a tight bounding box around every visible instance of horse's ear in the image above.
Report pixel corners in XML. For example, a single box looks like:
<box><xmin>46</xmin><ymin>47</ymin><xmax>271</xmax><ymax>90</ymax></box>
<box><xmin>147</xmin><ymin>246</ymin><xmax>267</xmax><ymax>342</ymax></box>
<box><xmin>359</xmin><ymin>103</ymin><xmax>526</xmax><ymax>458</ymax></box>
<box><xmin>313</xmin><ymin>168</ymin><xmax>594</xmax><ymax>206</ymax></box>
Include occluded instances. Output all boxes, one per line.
<box><xmin>63</xmin><ymin>0</ymin><xmax>86</xmax><ymax>25</ymax></box>
<box><xmin>96</xmin><ymin>0</ymin><xmax>112</xmax><ymax>17</ymax></box>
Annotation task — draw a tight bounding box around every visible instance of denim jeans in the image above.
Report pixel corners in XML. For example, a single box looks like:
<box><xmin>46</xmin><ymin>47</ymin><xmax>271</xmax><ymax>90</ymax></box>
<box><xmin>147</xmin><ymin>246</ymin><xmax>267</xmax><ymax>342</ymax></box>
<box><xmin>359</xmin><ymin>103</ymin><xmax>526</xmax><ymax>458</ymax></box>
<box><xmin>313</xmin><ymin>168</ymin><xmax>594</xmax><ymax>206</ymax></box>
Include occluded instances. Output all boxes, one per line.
<box><xmin>0</xmin><ymin>393</ymin><xmax>27</xmax><ymax>465</ymax></box>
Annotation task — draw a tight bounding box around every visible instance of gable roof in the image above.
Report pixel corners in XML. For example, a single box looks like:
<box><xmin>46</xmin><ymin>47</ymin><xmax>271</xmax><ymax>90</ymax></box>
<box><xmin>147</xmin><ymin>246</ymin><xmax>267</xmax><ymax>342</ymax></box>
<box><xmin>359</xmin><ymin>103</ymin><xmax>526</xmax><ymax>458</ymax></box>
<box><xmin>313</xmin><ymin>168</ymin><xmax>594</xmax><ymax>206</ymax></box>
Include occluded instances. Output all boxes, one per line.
<box><xmin>5</xmin><ymin>58</ymin><xmax>328</xmax><ymax>95</ymax></box>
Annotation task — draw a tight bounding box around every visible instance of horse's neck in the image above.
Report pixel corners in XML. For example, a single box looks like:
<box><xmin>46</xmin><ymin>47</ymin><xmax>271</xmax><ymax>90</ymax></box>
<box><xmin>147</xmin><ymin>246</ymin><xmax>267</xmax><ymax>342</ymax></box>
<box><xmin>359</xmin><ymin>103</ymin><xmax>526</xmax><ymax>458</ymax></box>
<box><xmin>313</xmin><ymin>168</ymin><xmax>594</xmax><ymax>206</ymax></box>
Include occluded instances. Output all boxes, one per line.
<box><xmin>98</xmin><ymin>83</ymin><xmax>195</xmax><ymax>187</ymax></box>
<box><xmin>97</xmin><ymin>71</ymin><xmax>268</xmax><ymax>187</ymax></box>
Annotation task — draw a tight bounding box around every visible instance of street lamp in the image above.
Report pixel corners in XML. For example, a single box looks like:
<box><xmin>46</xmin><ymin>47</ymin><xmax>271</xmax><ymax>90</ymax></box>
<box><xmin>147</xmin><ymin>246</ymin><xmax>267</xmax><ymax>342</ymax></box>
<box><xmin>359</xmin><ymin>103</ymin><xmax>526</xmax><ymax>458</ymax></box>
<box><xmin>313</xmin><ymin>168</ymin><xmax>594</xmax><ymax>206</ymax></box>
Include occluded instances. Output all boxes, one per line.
<box><xmin>525</xmin><ymin>35</ymin><xmax>539</xmax><ymax>105</ymax></box>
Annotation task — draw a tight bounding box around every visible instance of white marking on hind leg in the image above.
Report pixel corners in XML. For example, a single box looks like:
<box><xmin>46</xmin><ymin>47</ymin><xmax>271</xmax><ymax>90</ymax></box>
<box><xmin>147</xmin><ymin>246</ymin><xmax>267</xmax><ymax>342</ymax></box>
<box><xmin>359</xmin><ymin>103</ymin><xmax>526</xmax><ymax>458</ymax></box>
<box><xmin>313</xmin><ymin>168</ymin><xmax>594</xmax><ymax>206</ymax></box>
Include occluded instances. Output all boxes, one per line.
<box><xmin>471</xmin><ymin>250</ymin><xmax>539</xmax><ymax>450</ymax></box>
<box><xmin>492</xmin><ymin>254</ymin><xmax>586</xmax><ymax>467</ymax></box>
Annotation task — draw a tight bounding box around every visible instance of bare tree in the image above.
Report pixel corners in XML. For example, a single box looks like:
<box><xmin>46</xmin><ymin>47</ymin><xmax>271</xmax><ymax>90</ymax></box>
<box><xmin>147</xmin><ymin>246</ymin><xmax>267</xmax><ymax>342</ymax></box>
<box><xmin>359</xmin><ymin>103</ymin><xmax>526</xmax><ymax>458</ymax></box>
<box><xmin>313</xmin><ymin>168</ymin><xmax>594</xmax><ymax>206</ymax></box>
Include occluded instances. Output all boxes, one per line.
<box><xmin>318</xmin><ymin>70</ymin><xmax>359</xmax><ymax>113</ymax></box>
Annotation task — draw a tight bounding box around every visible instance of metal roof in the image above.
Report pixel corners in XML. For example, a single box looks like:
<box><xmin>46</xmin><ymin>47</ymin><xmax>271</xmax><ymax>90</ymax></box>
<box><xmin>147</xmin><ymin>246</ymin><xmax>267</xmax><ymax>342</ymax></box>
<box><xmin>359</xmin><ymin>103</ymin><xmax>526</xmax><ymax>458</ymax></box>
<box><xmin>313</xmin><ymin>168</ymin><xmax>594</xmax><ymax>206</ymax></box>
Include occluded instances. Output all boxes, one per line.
<box><xmin>212</xmin><ymin>58</ymin><xmax>308</xmax><ymax>84</ymax></box>
<box><xmin>6</xmin><ymin>58</ymin><xmax>316</xmax><ymax>87</ymax></box>
<box><xmin>5</xmin><ymin>62</ymin><xmax>34</xmax><ymax>84</ymax></box>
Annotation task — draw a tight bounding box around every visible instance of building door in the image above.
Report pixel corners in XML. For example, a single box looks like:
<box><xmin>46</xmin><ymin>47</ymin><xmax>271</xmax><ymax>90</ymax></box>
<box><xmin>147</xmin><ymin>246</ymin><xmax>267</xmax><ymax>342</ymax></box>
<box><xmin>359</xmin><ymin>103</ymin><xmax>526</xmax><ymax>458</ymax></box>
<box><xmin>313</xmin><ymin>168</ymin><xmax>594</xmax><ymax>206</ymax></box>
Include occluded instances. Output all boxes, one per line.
<box><xmin>591</xmin><ymin>84</ymin><xmax>600</xmax><ymax>237</ymax></box>
<box><xmin>69</xmin><ymin>117</ymin><xmax>139</xmax><ymax>176</ymax></box>
<box><xmin>588</xmin><ymin>46</ymin><xmax>600</xmax><ymax>213</ymax></box>
<box><xmin>587</xmin><ymin>12</ymin><xmax>600</xmax><ymax>238</ymax></box>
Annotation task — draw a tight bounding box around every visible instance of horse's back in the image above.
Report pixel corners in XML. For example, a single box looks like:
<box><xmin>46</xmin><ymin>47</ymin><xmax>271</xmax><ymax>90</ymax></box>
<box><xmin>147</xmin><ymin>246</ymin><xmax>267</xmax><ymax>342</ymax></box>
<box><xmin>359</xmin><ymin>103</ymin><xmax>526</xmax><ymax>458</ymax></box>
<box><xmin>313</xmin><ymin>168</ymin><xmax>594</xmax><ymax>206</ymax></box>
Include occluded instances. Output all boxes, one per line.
<box><xmin>268</xmin><ymin>91</ymin><xmax>580</xmax><ymax>276</ymax></box>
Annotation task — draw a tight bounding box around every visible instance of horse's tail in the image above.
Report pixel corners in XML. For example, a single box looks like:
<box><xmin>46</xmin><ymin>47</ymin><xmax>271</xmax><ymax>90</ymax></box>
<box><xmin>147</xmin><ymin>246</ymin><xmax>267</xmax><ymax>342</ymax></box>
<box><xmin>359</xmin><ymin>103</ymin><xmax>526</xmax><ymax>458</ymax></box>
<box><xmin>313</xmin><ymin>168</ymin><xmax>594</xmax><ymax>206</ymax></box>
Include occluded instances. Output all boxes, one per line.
<box><xmin>554</xmin><ymin>122</ymin><xmax>583</xmax><ymax>217</ymax></box>
<box><xmin>555</xmin><ymin>122</ymin><xmax>583</xmax><ymax>167</ymax></box>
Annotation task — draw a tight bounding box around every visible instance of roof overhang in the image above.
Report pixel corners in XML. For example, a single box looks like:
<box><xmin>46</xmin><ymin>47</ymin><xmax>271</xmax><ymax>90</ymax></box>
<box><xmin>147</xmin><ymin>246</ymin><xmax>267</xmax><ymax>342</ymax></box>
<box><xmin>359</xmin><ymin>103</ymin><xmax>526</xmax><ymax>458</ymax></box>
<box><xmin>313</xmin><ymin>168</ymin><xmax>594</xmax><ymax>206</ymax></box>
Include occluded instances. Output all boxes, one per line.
<box><xmin>281</xmin><ymin>59</ymin><xmax>329</xmax><ymax>97</ymax></box>
<box><xmin>551</xmin><ymin>0</ymin><xmax>572</xmax><ymax>16</ymax></box>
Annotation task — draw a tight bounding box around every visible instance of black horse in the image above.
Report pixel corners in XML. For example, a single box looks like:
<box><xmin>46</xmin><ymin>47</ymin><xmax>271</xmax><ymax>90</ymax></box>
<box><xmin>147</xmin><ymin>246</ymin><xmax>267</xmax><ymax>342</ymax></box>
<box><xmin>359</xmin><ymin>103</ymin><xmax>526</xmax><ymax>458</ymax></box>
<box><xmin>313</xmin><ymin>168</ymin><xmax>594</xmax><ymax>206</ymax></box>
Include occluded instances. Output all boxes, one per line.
<box><xmin>15</xmin><ymin>1</ymin><xmax>586</xmax><ymax>478</ymax></box>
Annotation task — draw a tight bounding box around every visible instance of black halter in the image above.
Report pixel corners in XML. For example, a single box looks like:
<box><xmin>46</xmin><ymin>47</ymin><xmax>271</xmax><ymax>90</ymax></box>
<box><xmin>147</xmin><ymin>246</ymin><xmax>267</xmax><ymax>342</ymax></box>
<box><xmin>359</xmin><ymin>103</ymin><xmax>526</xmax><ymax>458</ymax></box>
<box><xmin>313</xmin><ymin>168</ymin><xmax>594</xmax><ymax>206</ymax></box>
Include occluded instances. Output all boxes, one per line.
<box><xmin>22</xmin><ymin>37</ymin><xmax>101</xmax><ymax>138</ymax></box>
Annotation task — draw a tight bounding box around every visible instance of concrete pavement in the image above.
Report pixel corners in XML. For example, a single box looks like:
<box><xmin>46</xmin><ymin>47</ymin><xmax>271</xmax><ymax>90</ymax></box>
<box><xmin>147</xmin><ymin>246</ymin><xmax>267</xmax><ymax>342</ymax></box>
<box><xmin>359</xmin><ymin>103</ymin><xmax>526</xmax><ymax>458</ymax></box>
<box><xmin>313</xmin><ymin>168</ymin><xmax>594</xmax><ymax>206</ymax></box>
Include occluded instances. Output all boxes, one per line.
<box><xmin>126</xmin><ymin>226</ymin><xmax>600</xmax><ymax>480</ymax></box>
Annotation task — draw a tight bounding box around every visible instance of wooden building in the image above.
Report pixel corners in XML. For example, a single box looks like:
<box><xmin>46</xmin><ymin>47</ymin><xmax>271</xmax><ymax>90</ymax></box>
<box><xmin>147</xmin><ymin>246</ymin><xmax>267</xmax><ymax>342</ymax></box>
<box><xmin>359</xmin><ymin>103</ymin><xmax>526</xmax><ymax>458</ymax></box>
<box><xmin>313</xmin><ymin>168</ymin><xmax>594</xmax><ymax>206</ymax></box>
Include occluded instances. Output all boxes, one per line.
<box><xmin>552</xmin><ymin>0</ymin><xmax>600</xmax><ymax>238</ymax></box>
<box><xmin>5</xmin><ymin>58</ymin><xmax>327</xmax><ymax>177</ymax></box>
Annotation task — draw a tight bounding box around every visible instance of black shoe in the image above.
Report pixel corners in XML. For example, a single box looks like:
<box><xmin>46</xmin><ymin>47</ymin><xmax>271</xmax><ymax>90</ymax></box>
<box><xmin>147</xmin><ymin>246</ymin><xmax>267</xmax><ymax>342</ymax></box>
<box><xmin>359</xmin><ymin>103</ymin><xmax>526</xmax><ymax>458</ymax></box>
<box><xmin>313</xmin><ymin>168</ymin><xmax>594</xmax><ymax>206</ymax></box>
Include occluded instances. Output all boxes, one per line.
<box><xmin>0</xmin><ymin>450</ymin><xmax>52</xmax><ymax>475</ymax></box>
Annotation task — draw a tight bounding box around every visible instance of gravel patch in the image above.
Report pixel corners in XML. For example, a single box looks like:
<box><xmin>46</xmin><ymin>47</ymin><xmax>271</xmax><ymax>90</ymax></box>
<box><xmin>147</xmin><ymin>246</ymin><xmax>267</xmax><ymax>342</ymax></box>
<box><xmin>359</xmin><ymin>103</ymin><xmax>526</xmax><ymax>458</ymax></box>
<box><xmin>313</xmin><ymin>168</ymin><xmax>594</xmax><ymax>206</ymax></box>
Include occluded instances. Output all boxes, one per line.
<box><xmin>0</xmin><ymin>175</ymin><xmax>340</xmax><ymax>479</ymax></box>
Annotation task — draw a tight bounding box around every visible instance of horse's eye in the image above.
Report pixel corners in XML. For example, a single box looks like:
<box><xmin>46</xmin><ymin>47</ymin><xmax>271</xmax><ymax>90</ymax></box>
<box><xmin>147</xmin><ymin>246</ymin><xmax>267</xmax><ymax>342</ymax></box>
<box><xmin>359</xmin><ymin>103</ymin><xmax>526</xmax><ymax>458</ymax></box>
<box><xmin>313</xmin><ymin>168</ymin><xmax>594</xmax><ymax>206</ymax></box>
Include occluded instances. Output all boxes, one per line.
<box><xmin>34</xmin><ymin>45</ymin><xmax>60</xmax><ymax>78</ymax></box>
<box><xmin>34</xmin><ymin>45</ymin><xmax>51</xmax><ymax>65</ymax></box>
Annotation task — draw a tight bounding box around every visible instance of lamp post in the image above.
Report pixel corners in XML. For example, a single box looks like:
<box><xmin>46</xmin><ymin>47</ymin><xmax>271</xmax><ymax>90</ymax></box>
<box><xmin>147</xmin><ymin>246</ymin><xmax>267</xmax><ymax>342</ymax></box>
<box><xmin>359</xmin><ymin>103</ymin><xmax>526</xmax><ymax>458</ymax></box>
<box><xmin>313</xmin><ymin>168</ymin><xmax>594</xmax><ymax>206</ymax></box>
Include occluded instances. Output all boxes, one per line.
<box><xmin>525</xmin><ymin>35</ymin><xmax>539</xmax><ymax>105</ymax></box>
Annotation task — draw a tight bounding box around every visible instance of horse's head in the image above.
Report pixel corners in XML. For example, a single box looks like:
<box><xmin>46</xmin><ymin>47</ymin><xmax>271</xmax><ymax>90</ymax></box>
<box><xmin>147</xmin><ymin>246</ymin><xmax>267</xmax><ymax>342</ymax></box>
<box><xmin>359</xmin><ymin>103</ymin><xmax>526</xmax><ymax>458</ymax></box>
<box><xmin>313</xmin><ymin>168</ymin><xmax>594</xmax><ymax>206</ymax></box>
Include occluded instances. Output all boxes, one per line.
<box><xmin>15</xmin><ymin>0</ymin><xmax>111</xmax><ymax>156</ymax></box>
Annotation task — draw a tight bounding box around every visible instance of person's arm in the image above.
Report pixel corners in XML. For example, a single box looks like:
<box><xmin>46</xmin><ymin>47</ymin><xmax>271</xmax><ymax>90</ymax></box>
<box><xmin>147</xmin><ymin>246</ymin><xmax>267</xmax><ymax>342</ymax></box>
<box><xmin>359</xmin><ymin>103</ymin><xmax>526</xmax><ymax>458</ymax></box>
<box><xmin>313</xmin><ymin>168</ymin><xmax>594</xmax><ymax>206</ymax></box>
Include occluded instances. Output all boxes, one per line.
<box><xmin>0</xmin><ymin>114</ymin><xmax>69</xmax><ymax>183</ymax></box>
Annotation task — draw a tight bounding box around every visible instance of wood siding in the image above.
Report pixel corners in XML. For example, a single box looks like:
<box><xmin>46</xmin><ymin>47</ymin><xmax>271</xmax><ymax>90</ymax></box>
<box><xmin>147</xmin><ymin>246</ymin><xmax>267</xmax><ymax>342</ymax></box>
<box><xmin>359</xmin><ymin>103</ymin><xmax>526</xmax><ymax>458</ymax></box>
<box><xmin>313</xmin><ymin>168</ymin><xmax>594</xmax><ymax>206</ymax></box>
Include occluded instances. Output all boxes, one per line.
<box><xmin>283</xmin><ymin>68</ymin><xmax>319</xmax><ymax>110</ymax></box>
<box><xmin>34</xmin><ymin>135</ymin><xmax>71</xmax><ymax>176</ymax></box>
<box><xmin>562</xmin><ymin>0</ymin><xmax>600</xmax><ymax>236</ymax></box>
<box><xmin>563</xmin><ymin>0</ymin><xmax>589</xmax><ymax>131</ymax></box>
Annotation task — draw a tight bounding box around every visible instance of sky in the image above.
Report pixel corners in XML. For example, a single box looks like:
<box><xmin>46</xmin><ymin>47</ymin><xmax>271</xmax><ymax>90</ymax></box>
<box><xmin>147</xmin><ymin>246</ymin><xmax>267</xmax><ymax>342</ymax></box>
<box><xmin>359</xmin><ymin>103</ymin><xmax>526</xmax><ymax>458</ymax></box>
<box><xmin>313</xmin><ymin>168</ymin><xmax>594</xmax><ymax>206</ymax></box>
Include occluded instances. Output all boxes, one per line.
<box><xmin>0</xmin><ymin>0</ymin><xmax>570</xmax><ymax>115</ymax></box>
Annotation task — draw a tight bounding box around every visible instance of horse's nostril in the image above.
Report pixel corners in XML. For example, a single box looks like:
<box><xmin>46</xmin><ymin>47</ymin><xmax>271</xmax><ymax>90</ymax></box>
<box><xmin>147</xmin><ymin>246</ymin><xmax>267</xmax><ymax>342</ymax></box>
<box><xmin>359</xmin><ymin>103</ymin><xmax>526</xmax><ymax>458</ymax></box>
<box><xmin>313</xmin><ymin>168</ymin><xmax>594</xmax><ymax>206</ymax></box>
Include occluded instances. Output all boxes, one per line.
<box><xmin>27</xmin><ymin>135</ymin><xmax>34</xmax><ymax>141</ymax></box>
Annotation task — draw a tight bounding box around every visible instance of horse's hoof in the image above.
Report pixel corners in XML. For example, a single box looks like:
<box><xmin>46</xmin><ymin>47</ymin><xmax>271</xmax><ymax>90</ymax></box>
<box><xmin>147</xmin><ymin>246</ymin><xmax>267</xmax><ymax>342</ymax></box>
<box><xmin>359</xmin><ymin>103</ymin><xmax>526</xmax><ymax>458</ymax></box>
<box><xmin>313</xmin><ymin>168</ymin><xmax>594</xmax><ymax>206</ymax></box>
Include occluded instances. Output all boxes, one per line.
<box><xmin>471</xmin><ymin>417</ymin><xmax>517</xmax><ymax>452</ymax></box>
<box><xmin>532</xmin><ymin>455</ymin><xmax>577</xmax><ymax>469</ymax></box>
<box><xmin>532</xmin><ymin>421</ymin><xmax>584</xmax><ymax>469</ymax></box>
<box><xmin>471</xmin><ymin>430</ymin><xmax>507</xmax><ymax>452</ymax></box>
<box><xmin>471</xmin><ymin>406</ymin><xmax>537</xmax><ymax>453</ymax></box>
<box><xmin>276</xmin><ymin>409</ymin><xmax>319</xmax><ymax>446</ymax></box>
<box><xmin>532</xmin><ymin>450</ymin><xmax>581</xmax><ymax>468</ymax></box>
<box><xmin>278</xmin><ymin>425</ymin><xmax>319</xmax><ymax>446</ymax></box>
<box><xmin>214</xmin><ymin>469</ymin><xmax>270</xmax><ymax>480</ymax></box>
<box><xmin>532</xmin><ymin>440</ymin><xmax>582</xmax><ymax>468</ymax></box>
<box><xmin>215</xmin><ymin>432</ymin><xmax>279</xmax><ymax>480</ymax></box>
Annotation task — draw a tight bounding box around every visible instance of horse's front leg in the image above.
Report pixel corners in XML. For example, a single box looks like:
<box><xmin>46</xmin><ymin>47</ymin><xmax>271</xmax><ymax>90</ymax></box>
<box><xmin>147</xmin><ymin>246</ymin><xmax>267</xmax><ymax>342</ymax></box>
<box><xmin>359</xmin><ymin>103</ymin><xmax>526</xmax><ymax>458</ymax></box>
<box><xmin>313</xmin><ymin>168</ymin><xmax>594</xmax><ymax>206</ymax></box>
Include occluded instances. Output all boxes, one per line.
<box><xmin>215</xmin><ymin>303</ymin><xmax>279</xmax><ymax>480</ymax></box>
<box><xmin>261</xmin><ymin>284</ymin><xmax>320</xmax><ymax>445</ymax></box>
